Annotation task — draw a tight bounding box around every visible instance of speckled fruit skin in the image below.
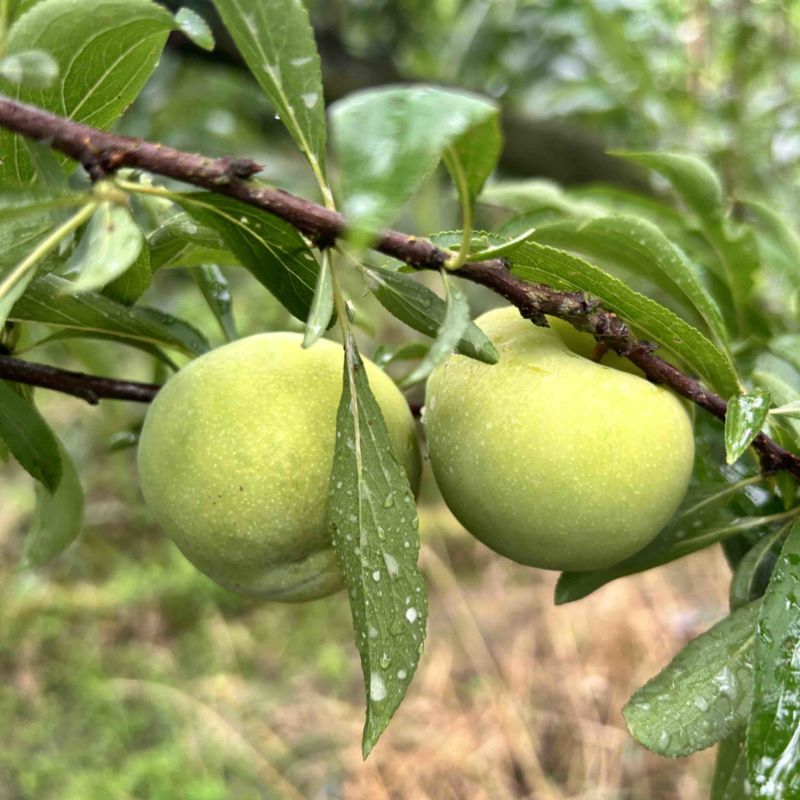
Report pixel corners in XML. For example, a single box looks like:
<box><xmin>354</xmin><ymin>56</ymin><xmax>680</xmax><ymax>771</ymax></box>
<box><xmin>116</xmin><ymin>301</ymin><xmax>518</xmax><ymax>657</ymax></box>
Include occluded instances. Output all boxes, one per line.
<box><xmin>137</xmin><ymin>333</ymin><xmax>421</xmax><ymax>602</ymax></box>
<box><xmin>424</xmin><ymin>307</ymin><xmax>695</xmax><ymax>571</ymax></box>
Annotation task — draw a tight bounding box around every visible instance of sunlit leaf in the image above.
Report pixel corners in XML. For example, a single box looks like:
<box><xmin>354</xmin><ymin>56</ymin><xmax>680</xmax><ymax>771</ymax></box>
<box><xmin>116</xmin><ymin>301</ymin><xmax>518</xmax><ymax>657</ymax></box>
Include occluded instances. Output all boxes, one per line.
<box><xmin>725</xmin><ymin>390</ymin><xmax>770</xmax><ymax>465</ymax></box>
<box><xmin>175</xmin><ymin>7</ymin><xmax>214</xmax><ymax>51</ymax></box>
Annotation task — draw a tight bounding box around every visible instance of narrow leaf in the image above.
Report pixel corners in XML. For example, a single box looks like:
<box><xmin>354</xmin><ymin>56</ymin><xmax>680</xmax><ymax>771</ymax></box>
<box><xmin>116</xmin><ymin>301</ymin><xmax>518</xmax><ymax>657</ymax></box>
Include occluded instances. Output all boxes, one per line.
<box><xmin>62</xmin><ymin>203</ymin><xmax>143</xmax><ymax>294</ymax></box>
<box><xmin>10</xmin><ymin>274</ymin><xmax>209</xmax><ymax>356</ymax></box>
<box><xmin>0</xmin><ymin>381</ymin><xmax>61</xmax><ymax>491</ymax></box>
<box><xmin>23</xmin><ymin>442</ymin><xmax>83</xmax><ymax>567</ymax></box>
<box><xmin>403</xmin><ymin>272</ymin><xmax>470</xmax><ymax>385</ymax></box>
<box><xmin>192</xmin><ymin>264</ymin><xmax>237</xmax><ymax>342</ymax></box>
<box><xmin>363</xmin><ymin>266</ymin><xmax>497</xmax><ymax>365</ymax></box>
<box><xmin>712</xmin><ymin>733</ymin><xmax>749</xmax><ymax>800</ymax></box>
<box><xmin>177</xmin><ymin>193</ymin><xmax>320</xmax><ymax>322</ymax></box>
<box><xmin>329</xmin><ymin>334</ymin><xmax>428</xmax><ymax>757</ymax></box>
<box><xmin>102</xmin><ymin>245</ymin><xmax>152</xmax><ymax>306</ymax></box>
<box><xmin>623</xmin><ymin>601</ymin><xmax>758</xmax><ymax>758</ymax></box>
<box><xmin>331</xmin><ymin>86</ymin><xmax>498</xmax><ymax>239</ymax></box>
<box><xmin>302</xmin><ymin>250</ymin><xmax>333</xmax><ymax>348</ymax></box>
<box><xmin>747</xmin><ymin>520</ymin><xmax>800</xmax><ymax>798</ymax></box>
<box><xmin>210</xmin><ymin>0</ymin><xmax>328</xmax><ymax>187</ymax></box>
<box><xmin>175</xmin><ymin>7</ymin><xmax>214</xmax><ymax>51</ymax></box>
<box><xmin>729</xmin><ymin>529</ymin><xmax>786</xmax><ymax>611</ymax></box>
<box><xmin>531</xmin><ymin>214</ymin><xmax>730</xmax><ymax>347</ymax></box>
<box><xmin>508</xmin><ymin>240</ymin><xmax>740</xmax><ymax>397</ymax></box>
<box><xmin>725</xmin><ymin>390</ymin><xmax>771</xmax><ymax>465</ymax></box>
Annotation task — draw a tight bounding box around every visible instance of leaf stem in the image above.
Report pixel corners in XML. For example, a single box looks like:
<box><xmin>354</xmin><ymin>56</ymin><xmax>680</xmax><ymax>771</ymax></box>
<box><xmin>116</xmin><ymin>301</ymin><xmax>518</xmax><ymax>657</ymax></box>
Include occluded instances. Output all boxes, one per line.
<box><xmin>0</xmin><ymin>201</ymin><xmax>97</xmax><ymax>302</ymax></box>
<box><xmin>443</xmin><ymin>146</ymin><xmax>474</xmax><ymax>270</ymax></box>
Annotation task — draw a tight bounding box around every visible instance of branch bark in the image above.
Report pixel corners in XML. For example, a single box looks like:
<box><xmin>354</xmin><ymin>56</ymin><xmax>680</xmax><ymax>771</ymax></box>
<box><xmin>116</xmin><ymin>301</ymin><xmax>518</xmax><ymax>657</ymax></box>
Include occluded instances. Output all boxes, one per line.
<box><xmin>0</xmin><ymin>355</ymin><xmax>159</xmax><ymax>404</ymax></box>
<box><xmin>0</xmin><ymin>94</ymin><xmax>799</xmax><ymax>481</ymax></box>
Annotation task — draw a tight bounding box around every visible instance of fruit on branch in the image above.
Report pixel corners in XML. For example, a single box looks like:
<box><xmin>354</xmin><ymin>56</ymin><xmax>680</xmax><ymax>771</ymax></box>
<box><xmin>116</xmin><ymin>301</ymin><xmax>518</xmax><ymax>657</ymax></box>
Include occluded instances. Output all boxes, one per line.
<box><xmin>137</xmin><ymin>334</ymin><xmax>421</xmax><ymax>601</ymax></box>
<box><xmin>424</xmin><ymin>307</ymin><xmax>694</xmax><ymax>571</ymax></box>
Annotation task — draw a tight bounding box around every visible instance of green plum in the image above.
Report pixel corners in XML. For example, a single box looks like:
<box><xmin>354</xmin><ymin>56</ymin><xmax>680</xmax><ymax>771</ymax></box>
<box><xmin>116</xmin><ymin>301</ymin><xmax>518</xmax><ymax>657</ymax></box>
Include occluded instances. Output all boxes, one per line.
<box><xmin>137</xmin><ymin>333</ymin><xmax>421</xmax><ymax>601</ymax></box>
<box><xmin>424</xmin><ymin>306</ymin><xmax>694</xmax><ymax>571</ymax></box>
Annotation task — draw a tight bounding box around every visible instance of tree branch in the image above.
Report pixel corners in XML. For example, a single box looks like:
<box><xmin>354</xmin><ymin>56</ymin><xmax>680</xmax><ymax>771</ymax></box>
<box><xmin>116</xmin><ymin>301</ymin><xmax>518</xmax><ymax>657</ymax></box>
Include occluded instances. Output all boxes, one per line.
<box><xmin>1</xmin><ymin>94</ymin><xmax>799</xmax><ymax>481</ymax></box>
<box><xmin>0</xmin><ymin>355</ymin><xmax>159</xmax><ymax>404</ymax></box>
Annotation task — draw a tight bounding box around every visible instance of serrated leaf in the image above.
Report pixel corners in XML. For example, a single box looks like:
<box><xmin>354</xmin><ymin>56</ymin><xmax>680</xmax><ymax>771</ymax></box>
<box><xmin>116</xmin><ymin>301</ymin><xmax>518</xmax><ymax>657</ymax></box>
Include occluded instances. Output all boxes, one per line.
<box><xmin>729</xmin><ymin>528</ymin><xmax>785</xmax><ymax>611</ymax></box>
<box><xmin>61</xmin><ymin>203</ymin><xmax>144</xmax><ymax>294</ymax></box>
<box><xmin>507</xmin><ymin>240</ymin><xmax>740</xmax><ymax>397</ymax></box>
<box><xmin>623</xmin><ymin>601</ymin><xmax>758</xmax><ymax>758</ymax></box>
<box><xmin>615</xmin><ymin>151</ymin><xmax>725</xmax><ymax>225</ymax></box>
<box><xmin>403</xmin><ymin>272</ymin><xmax>469</xmax><ymax>386</ymax></box>
<box><xmin>177</xmin><ymin>193</ymin><xmax>319</xmax><ymax>322</ymax></box>
<box><xmin>0</xmin><ymin>380</ymin><xmax>61</xmax><ymax>491</ymax></box>
<box><xmin>725</xmin><ymin>390</ymin><xmax>771</xmax><ymax>465</ymax></box>
<box><xmin>0</xmin><ymin>49</ymin><xmax>58</xmax><ymax>88</ymax></box>
<box><xmin>302</xmin><ymin>249</ymin><xmax>333</xmax><ymax>348</ymax></box>
<box><xmin>10</xmin><ymin>274</ymin><xmax>209</xmax><ymax>356</ymax></box>
<box><xmin>747</xmin><ymin>520</ymin><xmax>800</xmax><ymax>798</ymax></box>
<box><xmin>329</xmin><ymin>334</ymin><xmax>427</xmax><ymax>757</ymax></box>
<box><xmin>531</xmin><ymin>214</ymin><xmax>730</xmax><ymax>348</ymax></box>
<box><xmin>210</xmin><ymin>0</ymin><xmax>328</xmax><ymax>189</ymax></box>
<box><xmin>331</xmin><ymin>85</ymin><xmax>498</xmax><ymax>241</ymax></box>
<box><xmin>23</xmin><ymin>441</ymin><xmax>83</xmax><ymax>567</ymax></box>
<box><xmin>711</xmin><ymin>733</ymin><xmax>748</xmax><ymax>800</ymax></box>
<box><xmin>192</xmin><ymin>264</ymin><xmax>236</xmax><ymax>342</ymax></box>
<box><xmin>0</xmin><ymin>0</ymin><xmax>174</xmax><ymax>186</ymax></box>
<box><xmin>363</xmin><ymin>266</ymin><xmax>497</xmax><ymax>365</ymax></box>
<box><xmin>175</xmin><ymin>7</ymin><xmax>214</xmax><ymax>51</ymax></box>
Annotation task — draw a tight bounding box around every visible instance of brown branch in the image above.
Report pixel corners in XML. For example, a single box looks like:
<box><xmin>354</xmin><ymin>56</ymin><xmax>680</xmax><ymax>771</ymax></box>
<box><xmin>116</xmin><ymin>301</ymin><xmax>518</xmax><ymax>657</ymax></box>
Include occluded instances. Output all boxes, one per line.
<box><xmin>1</xmin><ymin>95</ymin><xmax>799</xmax><ymax>480</ymax></box>
<box><xmin>0</xmin><ymin>355</ymin><xmax>160</xmax><ymax>405</ymax></box>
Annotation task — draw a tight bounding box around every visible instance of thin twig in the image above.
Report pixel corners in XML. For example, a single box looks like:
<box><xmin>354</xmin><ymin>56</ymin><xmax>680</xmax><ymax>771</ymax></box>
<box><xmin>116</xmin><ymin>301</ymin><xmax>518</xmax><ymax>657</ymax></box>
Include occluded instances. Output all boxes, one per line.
<box><xmin>0</xmin><ymin>95</ymin><xmax>799</xmax><ymax>480</ymax></box>
<box><xmin>0</xmin><ymin>355</ymin><xmax>159</xmax><ymax>404</ymax></box>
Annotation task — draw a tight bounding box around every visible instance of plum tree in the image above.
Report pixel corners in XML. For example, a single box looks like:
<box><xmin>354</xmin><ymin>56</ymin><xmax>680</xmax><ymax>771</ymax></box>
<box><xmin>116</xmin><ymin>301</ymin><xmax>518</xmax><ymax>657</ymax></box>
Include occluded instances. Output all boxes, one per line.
<box><xmin>137</xmin><ymin>333</ymin><xmax>421</xmax><ymax>601</ymax></box>
<box><xmin>424</xmin><ymin>306</ymin><xmax>695</xmax><ymax>571</ymax></box>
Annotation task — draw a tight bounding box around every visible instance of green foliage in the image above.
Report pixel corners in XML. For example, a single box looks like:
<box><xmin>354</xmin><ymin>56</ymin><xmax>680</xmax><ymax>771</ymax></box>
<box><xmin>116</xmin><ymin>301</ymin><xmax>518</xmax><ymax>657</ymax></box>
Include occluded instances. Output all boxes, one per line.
<box><xmin>329</xmin><ymin>334</ymin><xmax>427</xmax><ymax>757</ymax></box>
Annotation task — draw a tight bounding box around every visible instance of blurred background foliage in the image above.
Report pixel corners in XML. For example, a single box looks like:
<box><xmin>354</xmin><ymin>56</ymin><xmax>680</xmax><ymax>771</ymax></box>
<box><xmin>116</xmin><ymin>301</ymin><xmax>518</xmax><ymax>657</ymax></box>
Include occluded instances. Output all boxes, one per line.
<box><xmin>3</xmin><ymin>0</ymin><xmax>800</xmax><ymax>797</ymax></box>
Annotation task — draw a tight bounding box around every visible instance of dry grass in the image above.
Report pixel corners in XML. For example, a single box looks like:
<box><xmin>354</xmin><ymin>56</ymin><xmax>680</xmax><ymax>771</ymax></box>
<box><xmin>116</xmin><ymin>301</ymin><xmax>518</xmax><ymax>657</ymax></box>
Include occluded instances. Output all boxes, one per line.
<box><xmin>0</xmin><ymin>412</ymin><xmax>730</xmax><ymax>800</ymax></box>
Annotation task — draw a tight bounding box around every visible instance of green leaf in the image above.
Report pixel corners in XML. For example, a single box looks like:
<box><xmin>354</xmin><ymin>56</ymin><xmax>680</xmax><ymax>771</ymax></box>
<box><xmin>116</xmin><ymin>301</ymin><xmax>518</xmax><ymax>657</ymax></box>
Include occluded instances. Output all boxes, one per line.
<box><xmin>725</xmin><ymin>390</ymin><xmax>771</xmax><ymax>465</ymax></box>
<box><xmin>479</xmin><ymin>179</ymin><xmax>601</xmax><ymax>219</ymax></box>
<box><xmin>531</xmin><ymin>214</ymin><xmax>730</xmax><ymax>348</ymax></box>
<box><xmin>102</xmin><ymin>244</ymin><xmax>152</xmax><ymax>306</ymax></box>
<box><xmin>507</xmin><ymin>241</ymin><xmax>740</xmax><ymax>397</ymax></box>
<box><xmin>403</xmin><ymin>272</ymin><xmax>470</xmax><ymax>386</ymax></box>
<box><xmin>61</xmin><ymin>203</ymin><xmax>144</xmax><ymax>294</ymax></box>
<box><xmin>177</xmin><ymin>193</ymin><xmax>320</xmax><ymax>323</ymax></box>
<box><xmin>729</xmin><ymin>529</ymin><xmax>785</xmax><ymax>611</ymax></box>
<box><xmin>623</xmin><ymin>601</ymin><xmax>758</xmax><ymax>758</ymax></box>
<box><xmin>747</xmin><ymin>520</ymin><xmax>800</xmax><ymax>798</ymax></box>
<box><xmin>10</xmin><ymin>274</ymin><xmax>209</xmax><ymax>357</ymax></box>
<box><xmin>329</xmin><ymin>334</ymin><xmax>428</xmax><ymax>758</ymax></box>
<box><xmin>0</xmin><ymin>49</ymin><xmax>58</xmax><ymax>88</ymax></box>
<box><xmin>711</xmin><ymin>733</ymin><xmax>748</xmax><ymax>800</ymax></box>
<box><xmin>148</xmin><ymin>212</ymin><xmax>232</xmax><ymax>271</ymax></box>
<box><xmin>442</xmin><ymin>111</ymin><xmax>502</xmax><ymax>207</ymax></box>
<box><xmin>0</xmin><ymin>0</ymin><xmax>174</xmax><ymax>186</ymax></box>
<box><xmin>615</xmin><ymin>151</ymin><xmax>725</xmax><ymax>225</ymax></box>
<box><xmin>0</xmin><ymin>380</ymin><xmax>61</xmax><ymax>491</ymax></box>
<box><xmin>373</xmin><ymin>342</ymin><xmax>430</xmax><ymax>369</ymax></box>
<box><xmin>23</xmin><ymin>441</ymin><xmax>83</xmax><ymax>567</ymax></box>
<box><xmin>210</xmin><ymin>0</ymin><xmax>328</xmax><ymax>191</ymax></box>
<box><xmin>174</xmin><ymin>7</ymin><xmax>214</xmax><ymax>51</ymax></box>
<box><xmin>744</xmin><ymin>199</ymin><xmax>800</xmax><ymax>281</ymax></box>
<box><xmin>362</xmin><ymin>266</ymin><xmax>497</xmax><ymax>365</ymax></box>
<box><xmin>331</xmin><ymin>86</ymin><xmax>498</xmax><ymax>240</ymax></box>
<box><xmin>192</xmin><ymin>264</ymin><xmax>236</xmax><ymax>342</ymax></box>
<box><xmin>302</xmin><ymin>250</ymin><xmax>333</xmax><ymax>348</ymax></box>
<box><xmin>556</xmin><ymin>511</ymin><xmax>787</xmax><ymax>605</ymax></box>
